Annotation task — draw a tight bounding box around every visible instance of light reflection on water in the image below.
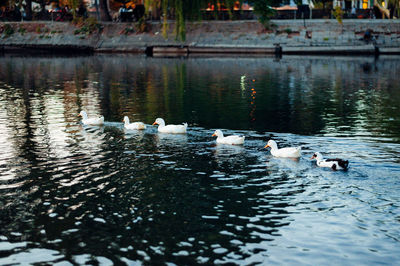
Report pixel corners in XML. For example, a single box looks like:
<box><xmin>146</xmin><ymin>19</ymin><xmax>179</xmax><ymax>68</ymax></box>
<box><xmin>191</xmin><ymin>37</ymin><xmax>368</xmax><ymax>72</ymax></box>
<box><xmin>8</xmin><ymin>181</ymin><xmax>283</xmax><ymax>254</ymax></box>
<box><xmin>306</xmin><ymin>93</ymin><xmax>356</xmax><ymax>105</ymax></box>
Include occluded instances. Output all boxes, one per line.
<box><xmin>0</xmin><ymin>55</ymin><xmax>399</xmax><ymax>264</ymax></box>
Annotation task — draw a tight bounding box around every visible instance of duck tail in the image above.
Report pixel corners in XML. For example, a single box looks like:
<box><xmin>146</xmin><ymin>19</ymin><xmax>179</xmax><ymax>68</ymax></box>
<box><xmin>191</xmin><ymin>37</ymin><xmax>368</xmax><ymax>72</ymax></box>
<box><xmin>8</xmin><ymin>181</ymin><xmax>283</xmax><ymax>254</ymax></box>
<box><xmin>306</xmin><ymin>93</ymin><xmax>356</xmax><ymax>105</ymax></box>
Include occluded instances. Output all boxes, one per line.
<box><xmin>183</xmin><ymin>123</ymin><xmax>188</xmax><ymax>128</ymax></box>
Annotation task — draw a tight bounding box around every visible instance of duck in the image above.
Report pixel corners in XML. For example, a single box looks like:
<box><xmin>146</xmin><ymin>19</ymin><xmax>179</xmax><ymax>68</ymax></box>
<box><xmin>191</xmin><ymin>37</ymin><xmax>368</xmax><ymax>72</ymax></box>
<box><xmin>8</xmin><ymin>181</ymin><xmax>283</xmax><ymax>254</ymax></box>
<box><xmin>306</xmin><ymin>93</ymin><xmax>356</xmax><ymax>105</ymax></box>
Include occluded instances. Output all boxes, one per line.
<box><xmin>78</xmin><ymin>111</ymin><xmax>104</xmax><ymax>126</ymax></box>
<box><xmin>311</xmin><ymin>152</ymin><xmax>349</xmax><ymax>171</ymax></box>
<box><xmin>264</xmin><ymin>140</ymin><xmax>301</xmax><ymax>158</ymax></box>
<box><xmin>212</xmin><ymin>129</ymin><xmax>245</xmax><ymax>145</ymax></box>
<box><xmin>152</xmin><ymin>118</ymin><xmax>187</xmax><ymax>134</ymax></box>
<box><xmin>123</xmin><ymin>116</ymin><xmax>146</xmax><ymax>130</ymax></box>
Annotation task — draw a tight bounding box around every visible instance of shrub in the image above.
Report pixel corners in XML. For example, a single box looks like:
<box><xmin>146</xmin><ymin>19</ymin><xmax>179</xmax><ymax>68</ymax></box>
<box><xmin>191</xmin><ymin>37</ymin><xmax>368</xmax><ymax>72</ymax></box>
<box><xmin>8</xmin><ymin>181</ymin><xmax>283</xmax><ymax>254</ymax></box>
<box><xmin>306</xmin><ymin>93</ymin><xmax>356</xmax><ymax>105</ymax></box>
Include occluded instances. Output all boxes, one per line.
<box><xmin>85</xmin><ymin>17</ymin><xmax>101</xmax><ymax>33</ymax></box>
<box><xmin>123</xmin><ymin>27</ymin><xmax>135</xmax><ymax>35</ymax></box>
<box><xmin>4</xmin><ymin>24</ymin><xmax>14</xmax><ymax>37</ymax></box>
<box><xmin>333</xmin><ymin>6</ymin><xmax>344</xmax><ymax>25</ymax></box>
<box><xmin>284</xmin><ymin>28</ymin><xmax>292</xmax><ymax>34</ymax></box>
<box><xmin>73</xmin><ymin>17</ymin><xmax>102</xmax><ymax>35</ymax></box>
<box><xmin>18</xmin><ymin>27</ymin><xmax>26</xmax><ymax>35</ymax></box>
<box><xmin>251</xmin><ymin>0</ymin><xmax>276</xmax><ymax>29</ymax></box>
<box><xmin>136</xmin><ymin>17</ymin><xmax>151</xmax><ymax>33</ymax></box>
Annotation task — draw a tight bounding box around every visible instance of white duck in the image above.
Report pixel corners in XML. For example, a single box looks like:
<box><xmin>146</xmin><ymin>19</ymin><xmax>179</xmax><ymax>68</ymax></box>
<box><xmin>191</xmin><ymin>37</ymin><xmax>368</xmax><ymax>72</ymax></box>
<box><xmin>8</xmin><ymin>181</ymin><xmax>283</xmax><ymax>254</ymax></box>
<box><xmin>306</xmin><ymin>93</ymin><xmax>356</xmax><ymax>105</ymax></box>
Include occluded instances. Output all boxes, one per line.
<box><xmin>78</xmin><ymin>111</ymin><xmax>104</xmax><ymax>126</ymax></box>
<box><xmin>212</xmin><ymin>130</ymin><xmax>245</xmax><ymax>145</ymax></box>
<box><xmin>264</xmin><ymin>140</ymin><xmax>301</xmax><ymax>158</ymax></box>
<box><xmin>311</xmin><ymin>152</ymin><xmax>349</xmax><ymax>171</ymax></box>
<box><xmin>152</xmin><ymin>118</ymin><xmax>187</xmax><ymax>134</ymax></box>
<box><xmin>123</xmin><ymin>116</ymin><xmax>146</xmax><ymax>130</ymax></box>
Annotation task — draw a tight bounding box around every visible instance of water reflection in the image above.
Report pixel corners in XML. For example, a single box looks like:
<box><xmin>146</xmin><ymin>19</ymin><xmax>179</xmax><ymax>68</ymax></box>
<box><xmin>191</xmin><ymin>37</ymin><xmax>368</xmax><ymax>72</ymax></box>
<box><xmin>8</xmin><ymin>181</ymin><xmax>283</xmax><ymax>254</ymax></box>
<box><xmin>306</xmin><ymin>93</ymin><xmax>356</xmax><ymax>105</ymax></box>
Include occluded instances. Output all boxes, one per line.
<box><xmin>0</xmin><ymin>55</ymin><xmax>400</xmax><ymax>264</ymax></box>
<box><xmin>5</xmin><ymin>56</ymin><xmax>400</xmax><ymax>139</ymax></box>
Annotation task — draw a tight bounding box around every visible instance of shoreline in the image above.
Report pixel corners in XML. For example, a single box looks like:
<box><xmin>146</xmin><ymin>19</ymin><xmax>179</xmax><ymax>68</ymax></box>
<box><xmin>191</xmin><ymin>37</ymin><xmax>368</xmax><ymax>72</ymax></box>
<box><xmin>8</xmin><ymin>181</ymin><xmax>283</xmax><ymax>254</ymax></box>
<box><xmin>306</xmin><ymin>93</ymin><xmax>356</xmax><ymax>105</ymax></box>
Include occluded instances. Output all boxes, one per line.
<box><xmin>1</xmin><ymin>20</ymin><xmax>400</xmax><ymax>56</ymax></box>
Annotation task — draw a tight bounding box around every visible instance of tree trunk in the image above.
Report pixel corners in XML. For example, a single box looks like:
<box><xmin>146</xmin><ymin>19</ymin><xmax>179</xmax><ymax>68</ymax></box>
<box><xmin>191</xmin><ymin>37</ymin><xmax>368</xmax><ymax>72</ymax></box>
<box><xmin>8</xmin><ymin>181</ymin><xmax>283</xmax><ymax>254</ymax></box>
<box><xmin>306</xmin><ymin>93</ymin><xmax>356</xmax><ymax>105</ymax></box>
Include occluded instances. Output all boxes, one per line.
<box><xmin>99</xmin><ymin>0</ymin><xmax>112</xmax><ymax>21</ymax></box>
<box><xmin>25</xmin><ymin>0</ymin><xmax>32</xmax><ymax>20</ymax></box>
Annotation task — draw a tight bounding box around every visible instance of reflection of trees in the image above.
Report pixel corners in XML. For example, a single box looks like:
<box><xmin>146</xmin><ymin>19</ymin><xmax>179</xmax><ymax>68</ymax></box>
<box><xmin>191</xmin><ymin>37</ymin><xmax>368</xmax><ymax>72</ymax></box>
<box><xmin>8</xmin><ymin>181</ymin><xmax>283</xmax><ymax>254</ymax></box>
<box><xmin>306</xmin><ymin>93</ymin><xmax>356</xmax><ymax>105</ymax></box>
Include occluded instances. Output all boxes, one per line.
<box><xmin>0</xmin><ymin>57</ymin><xmax>107</xmax><ymax>235</ymax></box>
<box><xmin>1</xmin><ymin>55</ymin><xmax>399</xmax><ymax>140</ymax></box>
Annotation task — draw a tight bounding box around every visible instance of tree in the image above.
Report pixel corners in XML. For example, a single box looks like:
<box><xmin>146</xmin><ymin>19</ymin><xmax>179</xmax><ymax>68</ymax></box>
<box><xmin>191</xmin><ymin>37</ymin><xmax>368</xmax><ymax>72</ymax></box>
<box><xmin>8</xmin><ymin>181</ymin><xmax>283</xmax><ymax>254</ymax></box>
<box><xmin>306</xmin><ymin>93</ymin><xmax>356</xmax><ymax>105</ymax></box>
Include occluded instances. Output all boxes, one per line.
<box><xmin>157</xmin><ymin>0</ymin><xmax>280</xmax><ymax>40</ymax></box>
<box><xmin>248</xmin><ymin>0</ymin><xmax>278</xmax><ymax>27</ymax></box>
<box><xmin>25</xmin><ymin>0</ymin><xmax>32</xmax><ymax>20</ymax></box>
<box><xmin>99</xmin><ymin>0</ymin><xmax>112</xmax><ymax>21</ymax></box>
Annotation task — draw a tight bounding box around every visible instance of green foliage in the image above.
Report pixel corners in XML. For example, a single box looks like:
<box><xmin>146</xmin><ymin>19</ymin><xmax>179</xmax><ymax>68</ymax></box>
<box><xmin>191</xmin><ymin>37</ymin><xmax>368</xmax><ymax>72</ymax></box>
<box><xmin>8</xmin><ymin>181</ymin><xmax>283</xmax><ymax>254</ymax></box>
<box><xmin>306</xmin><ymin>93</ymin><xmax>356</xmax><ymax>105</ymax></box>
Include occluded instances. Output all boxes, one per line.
<box><xmin>35</xmin><ymin>26</ymin><xmax>42</xmax><ymax>34</ymax></box>
<box><xmin>18</xmin><ymin>26</ymin><xmax>26</xmax><ymax>35</ymax></box>
<box><xmin>136</xmin><ymin>17</ymin><xmax>151</xmax><ymax>33</ymax></box>
<box><xmin>284</xmin><ymin>28</ymin><xmax>292</xmax><ymax>34</ymax></box>
<box><xmin>313</xmin><ymin>1</ymin><xmax>324</xmax><ymax>9</ymax></box>
<box><xmin>68</xmin><ymin>0</ymin><xmax>80</xmax><ymax>18</ymax></box>
<box><xmin>123</xmin><ymin>27</ymin><xmax>135</xmax><ymax>35</ymax></box>
<box><xmin>72</xmin><ymin>16</ymin><xmax>84</xmax><ymax>26</ymax></box>
<box><xmin>175</xmin><ymin>0</ymin><xmax>185</xmax><ymax>41</ymax></box>
<box><xmin>73</xmin><ymin>17</ymin><xmax>102</xmax><ymax>35</ymax></box>
<box><xmin>249</xmin><ymin>0</ymin><xmax>277</xmax><ymax>28</ymax></box>
<box><xmin>143</xmin><ymin>0</ymin><xmax>279</xmax><ymax>39</ymax></box>
<box><xmin>333</xmin><ymin>6</ymin><xmax>343</xmax><ymax>25</ymax></box>
<box><xmin>4</xmin><ymin>24</ymin><xmax>14</xmax><ymax>37</ymax></box>
<box><xmin>85</xmin><ymin>17</ymin><xmax>101</xmax><ymax>33</ymax></box>
<box><xmin>162</xmin><ymin>0</ymin><xmax>168</xmax><ymax>38</ymax></box>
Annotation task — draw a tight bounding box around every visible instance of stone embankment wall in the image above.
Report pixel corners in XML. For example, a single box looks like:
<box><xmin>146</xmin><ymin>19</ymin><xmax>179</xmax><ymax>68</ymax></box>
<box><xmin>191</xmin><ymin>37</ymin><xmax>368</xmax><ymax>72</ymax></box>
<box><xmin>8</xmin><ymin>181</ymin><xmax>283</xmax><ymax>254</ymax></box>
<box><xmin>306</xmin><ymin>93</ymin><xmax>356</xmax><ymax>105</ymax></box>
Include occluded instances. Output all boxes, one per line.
<box><xmin>0</xmin><ymin>20</ymin><xmax>399</xmax><ymax>55</ymax></box>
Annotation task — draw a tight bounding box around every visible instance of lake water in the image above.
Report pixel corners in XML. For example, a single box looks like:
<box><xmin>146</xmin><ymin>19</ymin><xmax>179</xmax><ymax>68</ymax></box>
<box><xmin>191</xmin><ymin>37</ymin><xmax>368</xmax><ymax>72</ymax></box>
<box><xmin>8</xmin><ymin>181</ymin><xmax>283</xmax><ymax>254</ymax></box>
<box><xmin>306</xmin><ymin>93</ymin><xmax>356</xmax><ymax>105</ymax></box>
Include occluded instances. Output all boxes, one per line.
<box><xmin>0</xmin><ymin>55</ymin><xmax>399</xmax><ymax>265</ymax></box>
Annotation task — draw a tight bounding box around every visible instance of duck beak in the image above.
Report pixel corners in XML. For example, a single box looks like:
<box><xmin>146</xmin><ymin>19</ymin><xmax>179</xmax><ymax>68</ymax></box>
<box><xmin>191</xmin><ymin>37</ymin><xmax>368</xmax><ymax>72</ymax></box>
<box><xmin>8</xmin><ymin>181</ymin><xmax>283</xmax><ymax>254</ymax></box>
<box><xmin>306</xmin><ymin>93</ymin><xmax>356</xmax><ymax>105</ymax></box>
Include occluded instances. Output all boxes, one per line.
<box><xmin>152</xmin><ymin>122</ymin><xmax>157</xmax><ymax>125</ymax></box>
<box><xmin>78</xmin><ymin>114</ymin><xmax>81</xmax><ymax>117</ymax></box>
<box><xmin>310</xmin><ymin>155</ymin><xmax>315</xmax><ymax>160</ymax></box>
<box><xmin>212</xmin><ymin>133</ymin><xmax>216</xmax><ymax>137</ymax></box>
<box><xmin>264</xmin><ymin>145</ymin><xmax>270</xmax><ymax>149</ymax></box>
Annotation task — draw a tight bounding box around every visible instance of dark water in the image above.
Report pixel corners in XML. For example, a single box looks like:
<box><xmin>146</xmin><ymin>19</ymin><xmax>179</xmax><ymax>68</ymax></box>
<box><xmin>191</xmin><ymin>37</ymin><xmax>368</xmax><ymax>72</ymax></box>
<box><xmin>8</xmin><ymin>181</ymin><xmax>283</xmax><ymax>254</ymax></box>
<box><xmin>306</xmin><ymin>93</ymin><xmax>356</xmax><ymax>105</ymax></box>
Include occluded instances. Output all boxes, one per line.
<box><xmin>0</xmin><ymin>55</ymin><xmax>400</xmax><ymax>265</ymax></box>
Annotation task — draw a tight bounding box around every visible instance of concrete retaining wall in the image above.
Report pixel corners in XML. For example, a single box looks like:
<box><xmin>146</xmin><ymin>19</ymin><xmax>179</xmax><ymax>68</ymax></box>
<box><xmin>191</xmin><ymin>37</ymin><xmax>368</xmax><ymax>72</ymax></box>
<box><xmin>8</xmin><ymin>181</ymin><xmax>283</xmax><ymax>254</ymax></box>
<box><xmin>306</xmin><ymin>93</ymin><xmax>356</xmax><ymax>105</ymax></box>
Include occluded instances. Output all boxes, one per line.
<box><xmin>1</xmin><ymin>20</ymin><xmax>399</xmax><ymax>55</ymax></box>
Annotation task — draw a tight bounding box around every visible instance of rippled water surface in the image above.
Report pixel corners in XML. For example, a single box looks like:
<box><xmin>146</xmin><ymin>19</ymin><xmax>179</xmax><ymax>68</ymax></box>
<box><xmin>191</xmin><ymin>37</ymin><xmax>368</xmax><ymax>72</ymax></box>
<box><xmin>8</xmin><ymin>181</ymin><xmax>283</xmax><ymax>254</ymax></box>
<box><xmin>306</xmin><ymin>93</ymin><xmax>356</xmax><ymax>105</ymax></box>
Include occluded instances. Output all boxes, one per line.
<box><xmin>0</xmin><ymin>55</ymin><xmax>400</xmax><ymax>265</ymax></box>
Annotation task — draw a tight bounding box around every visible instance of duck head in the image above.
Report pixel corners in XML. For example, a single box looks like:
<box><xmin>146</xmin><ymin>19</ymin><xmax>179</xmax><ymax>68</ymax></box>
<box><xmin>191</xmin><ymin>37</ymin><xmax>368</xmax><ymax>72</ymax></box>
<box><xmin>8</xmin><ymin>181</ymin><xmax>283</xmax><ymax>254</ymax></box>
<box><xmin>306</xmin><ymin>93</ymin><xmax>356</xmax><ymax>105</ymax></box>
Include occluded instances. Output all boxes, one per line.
<box><xmin>78</xmin><ymin>111</ymin><xmax>88</xmax><ymax>119</ymax></box>
<box><xmin>152</xmin><ymin>118</ymin><xmax>165</xmax><ymax>127</ymax></box>
<box><xmin>123</xmin><ymin>116</ymin><xmax>130</xmax><ymax>124</ymax></box>
<box><xmin>212</xmin><ymin>130</ymin><xmax>224</xmax><ymax>138</ymax></box>
<box><xmin>311</xmin><ymin>152</ymin><xmax>323</xmax><ymax>161</ymax></box>
<box><xmin>264</xmin><ymin>140</ymin><xmax>278</xmax><ymax>150</ymax></box>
